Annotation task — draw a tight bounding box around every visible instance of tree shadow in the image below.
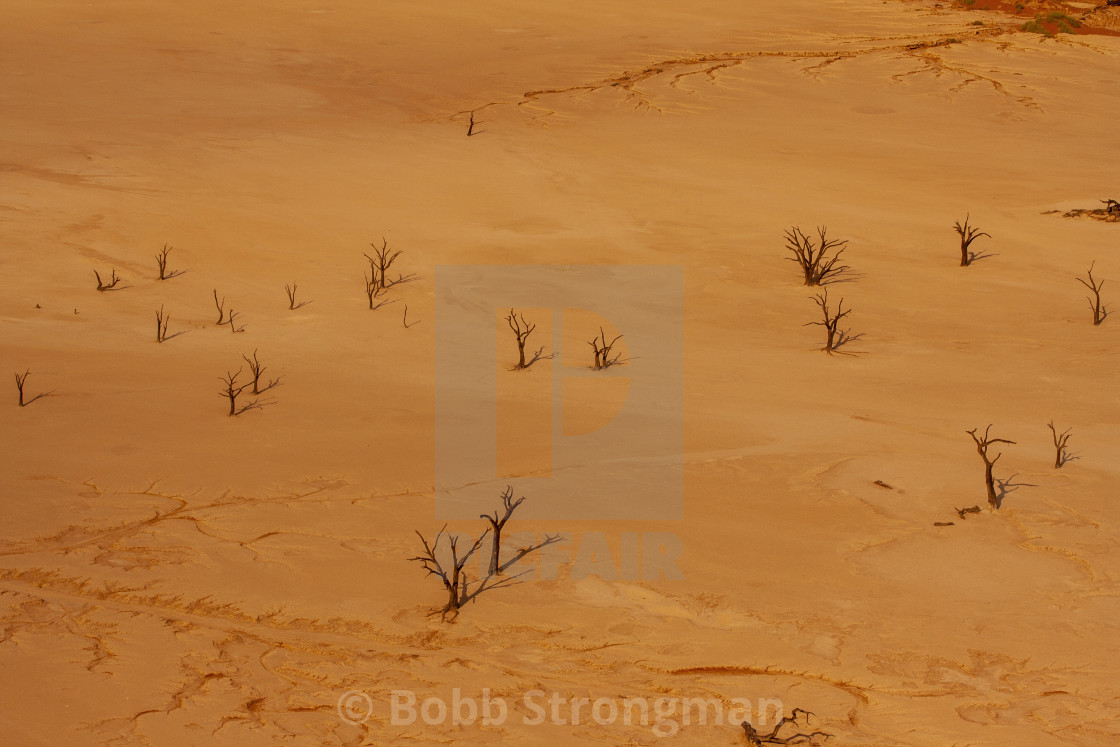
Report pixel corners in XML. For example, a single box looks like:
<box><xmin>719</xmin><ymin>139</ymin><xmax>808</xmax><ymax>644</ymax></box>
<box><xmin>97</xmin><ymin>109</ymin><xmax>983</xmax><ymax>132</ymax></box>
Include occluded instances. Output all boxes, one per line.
<box><xmin>370</xmin><ymin>297</ymin><xmax>400</xmax><ymax>312</ymax></box>
<box><xmin>459</xmin><ymin>533</ymin><xmax>565</xmax><ymax>609</ymax></box>
<box><xmin>160</xmin><ymin>329</ymin><xmax>189</xmax><ymax>343</ymax></box>
<box><xmin>498</xmin><ymin>533</ymin><xmax>565</xmax><ymax>575</ymax></box>
<box><xmin>820</xmin><ymin>269</ymin><xmax>865</xmax><ymax>286</ymax></box>
<box><xmin>514</xmin><ymin>347</ymin><xmax>556</xmax><ymax>371</ymax></box>
<box><xmin>1057</xmin><ymin>450</ymin><xmax>1081</xmax><ymax>468</ymax></box>
<box><xmin>829</xmin><ymin>329</ymin><xmax>866</xmax><ymax>356</ymax></box>
<box><xmin>19</xmin><ymin>391</ymin><xmax>56</xmax><ymax>406</ymax></box>
<box><xmin>967</xmin><ymin>249</ymin><xmax>998</xmax><ymax>264</ymax></box>
<box><xmin>994</xmin><ymin>473</ymin><xmax>1038</xmax><ymax>508</ymax></box>
<box><xmin>234</xmin><ymin>397</ymin><xmax>278</xmax><ymax>416</ymax></box>
<box><xmin>385</xmin><ymin>273</ymin><xmax>420</xmax><ymax>289</ymax></box>
<box><xmin>601</xmin><ymin>353</ymin><xmax>635</xmax><ymax>368</ymax></box>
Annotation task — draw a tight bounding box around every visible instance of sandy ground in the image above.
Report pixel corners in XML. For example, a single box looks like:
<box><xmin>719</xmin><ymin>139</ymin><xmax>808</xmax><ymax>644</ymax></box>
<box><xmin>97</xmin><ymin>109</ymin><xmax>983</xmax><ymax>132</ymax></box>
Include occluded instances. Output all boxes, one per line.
<box><xmin>2</xmin><ymin>0</ymin><xmax>1119</xmax><ymax>744</ymax></box>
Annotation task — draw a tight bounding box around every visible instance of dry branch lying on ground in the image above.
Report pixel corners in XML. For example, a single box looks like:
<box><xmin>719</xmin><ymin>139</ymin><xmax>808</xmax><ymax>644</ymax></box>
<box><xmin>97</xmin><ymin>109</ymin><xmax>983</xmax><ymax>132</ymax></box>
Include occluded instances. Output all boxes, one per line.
<box><xmin>1046</xmin><ymin>199</ymin><xmax>1120</xmax><ymax>222</ymax></box>
<box><xmin>956</xmin><ymin>505</ymin><xmax>982</xmax><ymax>519</ymax></box>
<box><xmin>741</xmin><ymin>708</ymin><xmax>831</xmax><ymax>745</ymax></box>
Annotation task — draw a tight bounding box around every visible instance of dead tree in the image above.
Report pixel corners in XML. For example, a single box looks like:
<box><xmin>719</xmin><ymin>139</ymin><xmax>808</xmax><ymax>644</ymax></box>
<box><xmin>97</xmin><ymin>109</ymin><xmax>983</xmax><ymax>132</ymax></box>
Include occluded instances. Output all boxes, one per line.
<box><xmin>967</xmin><ymin>425</ymin><xmax>1016</xmax><ymax>509</ymax></box>
<box><xmin>1075</xmin><ymin>261</ymin><xmax>1106</xmax><ymax>325</ymax></box>
<box><xmin>1102</xmin><ymin>198</ymin><xmax>1119</xmax><ymax>218</ymax></box>
<box><xmin>480</xmin><ymin>486</ymin><xmax>527</xmax><ymax>577</ymax></box>
<box><xmin>588</xmin><ymin>327</ymin><xmax>623</xmax><ymax>370</ymax></box>
<box><xmin>219</xmin><ymin>368</ymin><xmax>260</xmax><ymax>416</ymax></box>
<box><xmin>14</xmin><ymin>370</ymin><xmax>47</xmax><ymax>407</ymax></box>
<box><xmin>241</xmin><ymin>349</ymin><xmax>280</xmax><ymax>394</ymax></box>
<box><xmin>364</xmin><ymin>237</ymin><xmax>402</xmax><ymax>293</ymax></box>
<box><xmin>467</xmin><ymin>111</ymin><xmax>478</xmax><ymax>136</ymax></box>
<box><xmin>363</xmin><ymin>265</ymin><xmax>381</xmax><ymax>308</ymax></box>
<box><xmin>155</xmin><ymin>305</ymin><xmax>170</xmax><ymax>342</ymax></box>
<box><xmin>94</xmin><ymin>268</ymin><xmax>122</xmax><ymax>291</ymax></box>
<box><xmin>506</xmin><ymin>309</ymin><xmax>536</xmax><ymax>369</ymax></box>
<box><xmin>1047</xmin><ymin>420</ymin><xmax>1072</xmax><ymax>469</ymax></box>
<box><xmin>226</xmin><ymin>308</ymin><xmax>244</xmax><ymax>333</ymax></box>
<box><xmin>284</xmin><ymin>283</ymin><xmax>308</xmax><ymax>310</ymax></box>
<box><xmin>805</xmin><ymin>290</ymin><xmax>850</xmax><ymax>354</ymax></box>
<box><xmin>155</xmin><ymin>244</ymin><xmax>183</xmax><ymax>280</ymax></box>
<box><xmin>14</xmin><ymin>370</ymin><xmax>28</xmax><ymax>406</ymax></box>
<box><xmin>954</xmin><ymin>215</ymin><xmax>990</xmax><ymax>267</ymax></box>
<box><xmin>784</xmin><ymin>226</ymin><xmax>849</xmax><ymax>285</ymax></box>
<box><xmin>409</xmin><ymin>525</ymin><xmax>490</xmax><ymax>621</ymax></box>
<box><xmin>360</xmin><ymin>255</ymin><xmax>398</xmax><ymax>311</ymax></box>
<box><xmin>213</xmin><ymin>289</ymin><xmax>227</xmax><ymax>325</ymax></box>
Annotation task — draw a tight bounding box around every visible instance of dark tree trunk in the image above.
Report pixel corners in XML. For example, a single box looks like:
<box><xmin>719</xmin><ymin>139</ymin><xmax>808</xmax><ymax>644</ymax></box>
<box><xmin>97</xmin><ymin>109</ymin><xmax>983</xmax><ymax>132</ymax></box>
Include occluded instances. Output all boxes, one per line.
<box><xmin>985</xmin><ymin>462</ymin><xmax>997</xmax><ymax>509</ymax></box>
<box><xmin>489</xmin><ymin>526</ymin><xmax>502</xmax><ymax>576</ymax></box>
<box><xmin>447</xmin><ymin>567</ymin><xmax>461</xmax><ymax>614</ymax></box>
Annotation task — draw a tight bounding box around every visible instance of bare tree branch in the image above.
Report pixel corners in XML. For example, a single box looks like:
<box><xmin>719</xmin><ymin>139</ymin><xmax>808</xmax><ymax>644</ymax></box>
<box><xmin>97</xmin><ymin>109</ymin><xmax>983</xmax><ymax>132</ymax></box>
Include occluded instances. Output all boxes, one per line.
<box><xmin>226</xmin><ymin>308</ymin><xmax>245</xmax><ymax>333</ymax></box>
<box><xmin>284</xmin><ymin>283</ymin><xmax>309</xmax><ymax>310</ymax></box>
<box><xmin>94</xmin><ymin>268</ymin><xmax>123</xmax><ymax>292</ymax></box>
<box><xmin>1047</xmin><ymin>420</ymin><xmax>1072</xmax><ymax>469</ymax></box>
<box><xmin>219</xmin><ymin>368</ymin><xmax>254</xmax><ymax>416</ymax></box>
<box><xmin>954</xmin><ymin>214</ymin><xmax>991</xmax><ymax>267</ymax></box>
<box><xmin>506</xmin><ymin>309</ymin><xmax>537</xmax><ymax>370</ymax></box>
<box><xmin>1075</xmin><ymin>261</ymin><xmax>1107</xmax><ymax>325</ymax></box>
<box><xmin>155</xmin><ymin>305</ymin><xmax>170</xmax><ymax>343</ymax></box>
<box><xmin>241</xmin><ymin>349</ymin><xmax>281</xmax><ymax>395</ymax></box>
<box><xmin>409</xmin><ymin>525</ymin><xmax>491</xmax><ymax>621</ymax></box>
<box><xmin>213</xmin><ymin>289</ymin><xmax>227</xmax><ymax>325</ymax></box>
<box><xmin>155</xmin><ymin>244</ymin><xmax>185</xmax><ymax>280</ymax></box>
<box><xmin>480</xmin><ymin>486</ymin><xmax>527</xmax><ymax>577</ymax></box>
<box><xmin>588</xmin><ymin>327</ymin><xmax>624</xmax><ymax>369</ymax></box>
<box><xmin>785</xmin><ymin>226</ymin><xmax>849</xmax><ymax>285</ymax></box>
<box><xmin>805</xmin><ymin>290</ymin><xmax>851</xmax><ymax>354</ymax></box>
<box><xmin>967</xmin><ymin>425</ymin><xmax>1016</xmax><ymax>509</ymax></box>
